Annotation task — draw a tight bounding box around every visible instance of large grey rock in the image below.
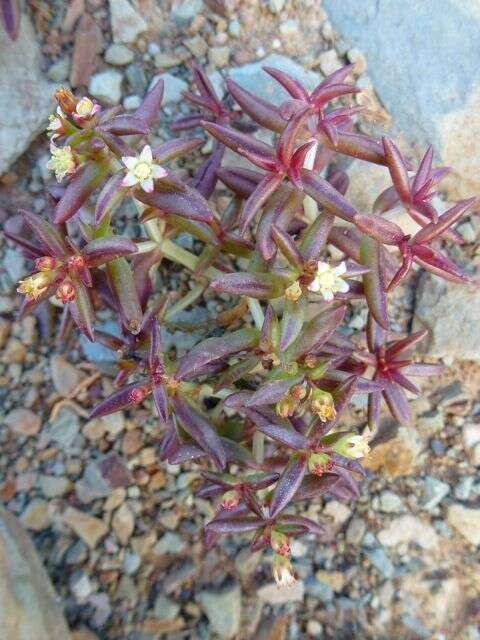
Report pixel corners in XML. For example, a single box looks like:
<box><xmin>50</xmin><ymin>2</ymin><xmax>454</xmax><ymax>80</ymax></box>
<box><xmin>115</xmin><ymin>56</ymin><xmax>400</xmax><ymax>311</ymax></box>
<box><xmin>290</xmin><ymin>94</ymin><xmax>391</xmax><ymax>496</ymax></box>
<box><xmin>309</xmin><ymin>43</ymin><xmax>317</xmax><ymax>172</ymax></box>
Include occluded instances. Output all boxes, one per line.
<box><xmin>0</xmin><ymin>15</ymin><xmax>55</xmax><ymax>174</ymax></box>
<box><xmin>0</xmin><ymin>506</ymin><xmax>71</xmax><ymax>639</ymax></box>
<box><xmin>229</xmin><ymin>54</ymin><xmax>321</xmax><ymax>105</ymax></box>
<box><xmin>324</xmin><ymin>0</ymin><xmax>480</xmax><ymax>198</ymax></box>
<box><xmin>197</xmin><ymin>584</ymin><xmax>242</xmax><ymax>639</ymax></box>
<box><xmin>414</xmin><ymin>273</ymin><xmax>480</xmax><ymax>361</ymax></box>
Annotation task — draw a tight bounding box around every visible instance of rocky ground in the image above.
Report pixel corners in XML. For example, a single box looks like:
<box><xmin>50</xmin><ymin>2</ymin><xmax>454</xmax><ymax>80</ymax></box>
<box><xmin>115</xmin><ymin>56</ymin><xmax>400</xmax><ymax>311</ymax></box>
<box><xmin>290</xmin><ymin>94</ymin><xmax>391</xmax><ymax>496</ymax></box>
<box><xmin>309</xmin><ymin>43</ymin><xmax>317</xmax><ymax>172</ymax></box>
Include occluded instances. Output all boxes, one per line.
<box><xmin>0</xmin><ymin>1</ymin><xmax>479</xmax><ymax>639</ymax></box>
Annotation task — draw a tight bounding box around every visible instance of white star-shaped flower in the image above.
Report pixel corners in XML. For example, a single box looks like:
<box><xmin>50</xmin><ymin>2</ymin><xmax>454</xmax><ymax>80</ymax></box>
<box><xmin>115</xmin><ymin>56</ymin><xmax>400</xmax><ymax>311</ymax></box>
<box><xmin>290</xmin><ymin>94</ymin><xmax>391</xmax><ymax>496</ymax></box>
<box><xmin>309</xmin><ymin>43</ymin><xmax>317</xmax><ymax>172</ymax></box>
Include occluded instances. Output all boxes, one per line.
<box><xmin>307</xmin><ymin>260</ymin><xmax>349</xmax><ymax>302</ymax></box>
<box><xmin>121</xmin><ymin>145</ymin><xmax>167</xmax><ymax>193</ymax></box>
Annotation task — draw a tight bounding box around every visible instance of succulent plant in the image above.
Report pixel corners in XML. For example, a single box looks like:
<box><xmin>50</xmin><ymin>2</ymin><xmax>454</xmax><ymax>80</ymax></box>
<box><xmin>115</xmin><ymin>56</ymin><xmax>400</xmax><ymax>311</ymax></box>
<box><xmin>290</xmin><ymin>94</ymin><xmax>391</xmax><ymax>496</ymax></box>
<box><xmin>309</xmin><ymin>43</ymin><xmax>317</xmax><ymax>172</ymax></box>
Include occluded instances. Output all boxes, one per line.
<box><xmin>9</xmin><ymin>63</ymin><xmax>476</xmax><ymax>586</ymax></box>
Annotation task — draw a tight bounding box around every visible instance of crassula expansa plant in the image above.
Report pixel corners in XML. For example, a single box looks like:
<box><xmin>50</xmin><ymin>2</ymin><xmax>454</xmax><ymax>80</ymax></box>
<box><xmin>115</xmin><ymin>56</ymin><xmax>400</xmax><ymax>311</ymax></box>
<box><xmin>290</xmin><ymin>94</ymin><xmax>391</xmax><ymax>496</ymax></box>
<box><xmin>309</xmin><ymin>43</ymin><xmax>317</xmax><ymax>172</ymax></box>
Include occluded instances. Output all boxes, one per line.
<box><xmin>9</xmin><ymin>62</ymin><xmax>476</xmax><ymax>586</ymax></box>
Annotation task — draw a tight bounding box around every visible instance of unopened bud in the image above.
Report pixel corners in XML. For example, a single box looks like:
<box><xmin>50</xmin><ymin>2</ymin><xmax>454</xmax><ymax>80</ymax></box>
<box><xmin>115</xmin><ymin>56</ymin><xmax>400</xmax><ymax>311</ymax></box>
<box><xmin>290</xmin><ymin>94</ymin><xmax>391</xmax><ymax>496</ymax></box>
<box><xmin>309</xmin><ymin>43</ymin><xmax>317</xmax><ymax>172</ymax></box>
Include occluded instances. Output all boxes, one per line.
<box><xmin>67</xmin><ymin>254</ymin><xmax>87</xmax><ymax>270</ymax></box>
<box><xmin>308</xmin><ymin>452</ymin><xmax>333</xmax><ymax>476</ymax></box>
<box><xmin>271</xmin><ymin>530</ymin><xmax>290</xmax><ymax>556</ymax></box>
<box><xmin>290</xmin><ymin>383</ymin><xmax>307</xmax><ymax>401</ymax></box>
<box><xmin>272</xmin><ymin>553</ymin><xmax>296</xmax><ymax>588</ymax></box>
<box><xmin>284</xmin><ymin>280</ymin><xmax>303</xmax><ymax>302</ymax></box>
<box><xmin>309</xmin><ymin>389</ymin><xmax>336</xmax><ymax>422</ymax></box>
<box><xmin>35</xmin><ymin>256</ymin><xmax>57</xmax><ymax>271</ymax></box>
<box><xmin>276</xmin><ymin>396</ymin><xmax>297</xmax><ymax>418</ymax></box>
<box><xmin>54</xmin><ymin>87</ymin><xmax>77</xmax><ymax>114</ymax></box>
<box><xmin>221</xmin><ymin>489</ymin><xmax>240</xmax><ymax>510</ymax></box>
<box><xmin>55</xmin><ymin>279</ymin><xmax>76</xmax><ymax>303</ymax></box>
<box><xmin>17</xmin><ymin>271</ymin><xmax>54</xmax><ymax>300</ymax></box>
<box><xmin>304</xmin><ymin>354</ymin><xmax>318</xmax><ymax>368</ymax></box>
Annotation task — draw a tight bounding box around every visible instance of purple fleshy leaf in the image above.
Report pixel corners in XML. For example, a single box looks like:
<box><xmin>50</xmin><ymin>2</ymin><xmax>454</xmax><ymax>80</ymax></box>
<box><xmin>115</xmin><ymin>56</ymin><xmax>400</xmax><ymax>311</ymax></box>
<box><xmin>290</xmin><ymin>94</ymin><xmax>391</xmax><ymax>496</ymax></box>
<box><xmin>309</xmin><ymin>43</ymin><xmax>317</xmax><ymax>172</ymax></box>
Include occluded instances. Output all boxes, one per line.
<box><xmin>301</xmin><ymin>169</ymin><xmax>358</xmax><ymax>222</ymax></box>
<box><xmin>89</xmin><ymin>382</ymin><xmax>149</xmax><ymax>419</ymax></box>
<box><xmin>134</xmin><ymin>78</ymin><xmax>164</xmax><ymax>125</ymax></box>
<box><xmin>269</xmin><ymin>454</ymin><xmax>307</xmax><ymax>518</ymax></box>
<box><xmin>83</xmin><ymin>236</ymin><xmax>138</xmax><ymax>266</ymax></box>
<box><xmin>172</xmin><ymin>396</ymin><xmax>227</xmax><ymax>471</ymax></box>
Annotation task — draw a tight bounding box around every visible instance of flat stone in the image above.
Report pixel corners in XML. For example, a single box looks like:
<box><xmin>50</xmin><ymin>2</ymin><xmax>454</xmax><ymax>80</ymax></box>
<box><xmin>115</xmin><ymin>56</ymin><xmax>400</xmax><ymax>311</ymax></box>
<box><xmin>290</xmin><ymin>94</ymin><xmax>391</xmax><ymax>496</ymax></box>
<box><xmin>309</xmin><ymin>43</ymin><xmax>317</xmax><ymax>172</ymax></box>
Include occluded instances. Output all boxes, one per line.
<box><xmin>164</xmin><ymin>562</ymin><xmax>196</xmax><ymax>593</ymax></box>
<box><xmin>39</xmin><ymin>475</ymin><xmax>72</xmax><ymax>498</ymax></box>
<box><xmin>258</xmin><ymin>579</ymin><xmax>305</xmax><ymax>604</ymax></box>
<box><xmin>378</xmin><ymin>515</ymin><xmax>439</xmax><ymax>550</ymax></box>
<box><xmin>153</xmin><ymin>531</ymin><xmax>186</xmax><ymax>556</ymax></box>
<box><xmin>70</xmin><ymin>14</ymin><xmax>103</xmax><ymax>88</ymax></box>
<box><xmin>104</xmin><ymin>43</ymin><xmax>135</xmax><ymax>66</ymax></box>
<box><xmin>345</xmin><ymin>517</ymin><xmax>366</xmax><ymax>546</ymax></box>
<box><xmin>76</xmin><ymin>454</ymin><xmax>131</xmax><ymax>503</ymax></box>
<box><xmin>149</xmin><ymin>73</ymin><xmax>188</xmax><ymax>104</ymax></box>
<box><xmin>153</xmin><ymin>595</ymin><xmax>180</xmax><ymax>621</ymax></box>
<box><xmin>229</xmin><ymin>54</ymin><xmax>320</xmax><ymax>105</ymax></box>
<box><xmin>419</xmin><ymin>476</ymin><xmax>450</xmax><ymax>510</ymax></box>
<box><xmin>198</xmin><ymin>584</ymin><xmax>242</xmax><ymax>639</ymax></box>
<box><xmin>446</xmin><ymin>504</ymin><xmax>480</xmax><ymax>545</ymax></box>
<box><xmin>365</xmin><ymin>547</ymin><xmax>394</xmax><ymax>579</ymax></box>
<box><xmin>112</xmin><ymin>502</ymin><xmax>135</xmax><ymax>545</ymax></box>
<box><xmin>88</xmin><ymin>70</ymin><xmax>123</xmax><ymax>105</ymax></box>
<box><xmin>416</xmin><ymin>410</ymin><xmax>444</xmax><ymax>439</ymax></box>
<box><xmin>4</xmin><ymin>408</ymin><xmax>41</xmax><ymax>436</ymax></box>
<box><xmin>46</xmin><ymin>408</ymin><xmax>80</xmax><ymax>450</ymax></box>
<box><xmin>363</xmin><ymin>427</ymin><xmax>423</xmax><ymax>477</ymax></box>
<box><xmin>50</xmin><ymin>354</ymin><xmax>84</xmax><ymax>397</ymax></box>
<box><xmin>47</xmin><ymin>57</ymin><xmax>70</xmax><ymax>82</ymax></box>
<box><xmin>21</xmin><ymin>499</ymin><xmax>51</xmax><ymax>532</ymax></box>
<box><xmin>70</xmin><ymin>570</ymin><xmax>94</xmax><ymax>601</ymax></box>
<box><xmin>62</xmin><ymin>507</ymin><xmax>108</xmax><ymax>549</ymax></box>
<box><xmin>324</xmin><ymin>0</ymin><xmax>480</xmax><ymax>199</ymax></box>
<box><xmin>0</xmin><ymin>507</ymin><xmax>71</xmax><ymax>638</ymax></box>
<box><xmin>0</xmin><ymin>14</ymin><xmax>55</xmax><ymax>174</ymax></box>
<box><xmin>315</xmin><ymin>570</ymin><xmax>345</xmax><ymax>592</ymax></box>
<box><xmin>378</xmin><ymin>490</ymin><xmax>405</xmax><ymax>513</ymax></box>
<box><xmin>414</xmin><ymin>273</ymin><xmax>480</xmax><ymax>362</ymax></box>
<box><xmin>109</xmin><ymin>0</ymin><xmax>147</xmax><ymax>44</ymax></box>
<box><xmin>171</xmin><ymin>0</ymin><xmax>204</xmax><ymax>27</ymax></box>
<box><xmin>317</xmin><ymin>49</ymin><xmax>343</xmax><ymax>76</ymax></box>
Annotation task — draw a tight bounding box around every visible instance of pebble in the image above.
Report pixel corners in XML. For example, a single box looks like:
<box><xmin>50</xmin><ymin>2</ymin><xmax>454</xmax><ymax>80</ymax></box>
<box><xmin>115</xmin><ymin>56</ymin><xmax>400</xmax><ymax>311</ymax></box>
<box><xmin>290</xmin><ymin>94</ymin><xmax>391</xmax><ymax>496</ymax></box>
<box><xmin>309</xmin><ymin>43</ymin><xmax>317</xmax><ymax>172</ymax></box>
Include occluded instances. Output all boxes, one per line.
<box><xmin>123</xmin><ymin>94</ymin><xmax>142</xmax><ymax>110</ymax></box>
<box><xmin>164</xmin><ymin>562</ymin><xmax>196</xmax><ymax>593</ymax></box>
<box><xmin>305</xmin><ymin>575</ymin><xmax>334</xmax><ymax>602</ymax></box>
<box><xmin>21</xmin><ymin>499</ymin><xmax>51</xmax><ymax>531</ymax></box>
<box><xmin>268</xmin><ymin>0</ymin><xmax>285</xmax><ymax>13</ymax></box>
<box><xmin>184</xmin><ymin>36</ymin><xmax>207</xmax><ymax>58</ymax></box>
<box><xmin>419</xmin><ymin>477</ymin><xmax>450</xmax><ymax>511</ymax></box>
<box><xmin>46</xmin><ymin>408</ymin><xmax>80</xmax><ymax>450</ymax></box>
<box><xmin>154</xmin><ymin>595</ymin><xmax>180</xmax><ymax>621</ymax></box>
<box><xmin>228</xmin><ymin>19</ymin><xmax>241</xmax><ymax>38</ymax></box>
<box><xmin>65</xmin><ymin>540</ymin><xmax>89</xmax><ymax>566</ymax></box>
<box><xmin>153</xmin><ymin>531</ymin><xmax>186</xmax><ymax>555</ymax></box>
<box><xmin>47</xmin><ymin>57</ymin><xmax>70</xmax><ymax>82</ymax></box>
<box><xmin>4</xmin><ymin>408</ymin><xmax>41</xmax><ymax>436</ymax></box>
<box><xmin>208</xmin><ymin>46</ymin><xmax>230</xmax><ymax>68</ymax></box>
<box><xmin>315</xmin><ymin>570</ymin><xmax>344</xmax><ymax>592</ymax></box>
<box><xmin>323</xmin><ymin>500</ymin><xmax>352</xmax><ymax>527</ymax></box>
<box><xmin>148</xmin><ymin>73</ymin><xmax>187</xmax><ymax>104</ymax></box>
<box><xmin>198</xmin><ymin>584</ymin><xmax>242</xmax><ymax>639</ymax></box>
<box><xmin>378</xmin><ymin>490</ymin><xmax>405</xmax><ymax>513</ymax></box>
<box><xmin>363</xmin><ymin>427</ymin><xmax>422</xmax><ymax>477</ymax></box>
<box><xmin>171</xmin><ymin>0</ymin><xmax>204</xmax><ymax>27</ymax></box>
<box><xmin>62</xmin><ymin>507</ymin><xmax>108</xmax><ymax>549</ymax></box>
<box><xmin>346</xmin><ymin>517</ymin><xmax>366</xmax><ymax>546</ymax></box>
<box><xmin>50</xmin><ymin>355</ymin><xmax>84</xmax><ymax>397</ymax></box>
<box><xmin>347</xmin><ymin>48</ymin><xmax>367</xmax><ymax>74</ymax></box>
<box><xmin>104</xmin><ymin>43</ymin><xmax>135</xmax><ymax>66</ymax></box>
<box><xmin>109</xmin><ymin>0</ymin><xmax>147</xmax><ymax>44</ymax></box>
<box><xmin>88</xmin><ymin>70</ymin><xmax>123</xmax><ymax>105</ymax></box>
<box><xmin>39</xmin><ymin>475</ymin><xmax>72</xmax><ymax>498</ymax></box>
<box><xmin>416</xmin><ymin>410</ymin><xmax>444</xmax><ymax>439</ymax></box>
<box><xmin>306</xmin><ymin>620</ymin><xmax>323</xmax><ymax>637</ymax></box>
<box><xmin>446</xmin><ymin>504</ymin><xmax>480</xmax><ymax>545</ymax></box>
<box><xmin>122</xmin><ymin>429</ymin><xmax>143</xmax><ymax>455</ymax></box>
<box><xmin>123</xmin><ymin>550</ymin><xmax>141</xmax><ymax>574</ymax></box>
<box><xmin>378</xmin><ymin>515</ymin><xmax>439</xmax><ymax>550</ymax></box>
<box><xmin>70</xmin><ymin>571</ymin><xmax>94</xmax><ymax>601</ymax></box>
<box><xmin>318</xmin><ymin>49</ymin><xmax>343</xmax><ymax>76</ymax></box>
<box><xmin>258</xmin><ymin>579</ymin><xmax>305</xmax><ymax>604</ymax></box>
<box><xmin>112</xmin><ymin>502</ymin><xmax>135</xmax><ymax>545</ymax></box>
<box><xmin>365</xmin><ymin>548</ymin><xmax>395</xmax><ymax>579</ymax></box>
<box><xmin>454</xmin><ymin>476</ymin><xmax>475</xmax><ymax>500</ymax></box>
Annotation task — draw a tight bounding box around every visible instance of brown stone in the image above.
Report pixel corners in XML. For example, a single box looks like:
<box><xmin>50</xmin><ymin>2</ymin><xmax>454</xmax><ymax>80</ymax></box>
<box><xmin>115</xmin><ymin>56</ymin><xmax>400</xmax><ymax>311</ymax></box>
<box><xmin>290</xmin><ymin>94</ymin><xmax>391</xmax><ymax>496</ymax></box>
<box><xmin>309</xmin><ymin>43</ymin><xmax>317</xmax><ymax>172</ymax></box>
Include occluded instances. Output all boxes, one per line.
<box><xmin>363</xmin><ymin>427</ymin><xmax>422</xmax><ymax>477</ymax></box>
<box><xmin>122</xmin><ymin>429</ymin><xmax>143</xmax><ymax>455</ymax></box>
<box><xmin>50</xmin><ymin>354</ymin><xmax>84</xmax><ymax>397</ymax></box>
<box><xmin>112</xmin><ymin>502</ymin><xmax>135</xmax><ymax>545</ymax></box>
<box><xmin>4</xmin><ymin>408</ymin><xmax>41</xmax><ymax>436</ymax></box>
<box><xmin>62</xmin><ymin>507</ymin><xmax>108</xmax><ymax>549</ymax></box>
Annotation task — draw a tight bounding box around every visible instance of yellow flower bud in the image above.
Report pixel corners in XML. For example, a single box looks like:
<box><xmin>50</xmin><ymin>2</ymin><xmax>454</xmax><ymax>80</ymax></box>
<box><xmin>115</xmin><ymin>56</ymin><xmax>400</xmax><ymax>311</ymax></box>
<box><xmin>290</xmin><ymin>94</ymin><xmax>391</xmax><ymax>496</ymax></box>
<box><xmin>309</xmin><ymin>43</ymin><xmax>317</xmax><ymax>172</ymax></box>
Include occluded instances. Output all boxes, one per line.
<box><xmin>309</xmin><ymin>389</ymin><xmax>336</xmax><ymax>422</ymax></box>
<box><xmin>333</xmin><ymin>433</ymin><xmax>370</xmax><ymax>459</ymax></box>
<box><xmin>285</xmin><ymin>280</ymin><xmax>303</xmax><ymax>302</ymax></box>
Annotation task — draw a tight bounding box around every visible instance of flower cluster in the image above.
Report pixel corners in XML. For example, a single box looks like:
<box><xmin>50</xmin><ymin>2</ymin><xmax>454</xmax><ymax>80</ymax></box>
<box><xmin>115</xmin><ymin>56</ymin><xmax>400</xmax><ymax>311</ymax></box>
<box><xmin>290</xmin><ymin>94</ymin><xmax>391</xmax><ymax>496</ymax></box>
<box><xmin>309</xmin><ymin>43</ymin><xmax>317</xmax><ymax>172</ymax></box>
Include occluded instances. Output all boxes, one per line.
<box><xmin>9</xmin><ymin>65</ymin><xmax>476</xmax><ymax>587</ymax></box>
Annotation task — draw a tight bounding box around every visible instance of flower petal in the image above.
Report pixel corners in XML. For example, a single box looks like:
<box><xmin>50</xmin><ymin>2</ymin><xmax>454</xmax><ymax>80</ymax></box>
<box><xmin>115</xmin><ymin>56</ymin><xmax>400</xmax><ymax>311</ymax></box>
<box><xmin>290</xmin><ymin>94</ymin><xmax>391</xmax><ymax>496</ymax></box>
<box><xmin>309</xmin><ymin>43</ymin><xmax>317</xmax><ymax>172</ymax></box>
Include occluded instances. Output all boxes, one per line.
<box><xmin>141</xmin><ymin>178</ymin><xmax>154</xmax><ymax>192</ymax></box>
<box><xmin>122</xmin><ymin>156</ymin><xmax>137</xmax><ymax>170</ymax></box>
<box><xmin>140</xmin><ymin>145</ymin><xmax>152</xmax><ymax>162</ymax></box>
<box><xmin>121</xmin><ymin>172</ymin><xmax>139</xmax><ymax>187</ymax></box>
<box><xmin>152</xmin><ymin>165</ymin><xmax>167</xmax><ymax>179</ymax></box>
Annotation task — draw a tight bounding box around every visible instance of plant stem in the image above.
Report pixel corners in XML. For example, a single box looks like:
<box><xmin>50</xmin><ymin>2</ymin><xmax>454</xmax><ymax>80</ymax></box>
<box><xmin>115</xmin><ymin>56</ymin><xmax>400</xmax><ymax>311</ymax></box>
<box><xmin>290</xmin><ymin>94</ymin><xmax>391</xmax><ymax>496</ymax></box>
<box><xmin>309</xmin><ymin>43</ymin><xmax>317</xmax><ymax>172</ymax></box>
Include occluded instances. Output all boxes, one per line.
<box><xmin>164</xmin><ymin>283</ymin><xmax>206</xmax><ymax>321</ymax></box>
<box><xmin>253</xmin><ymin>431</ymin><xmax>265</xmax><ymax>465</ymax></box>
<box><xmin>303</xmin><ymin>139</ymin><xmax>319</xmax><ymax>223</ymax></box>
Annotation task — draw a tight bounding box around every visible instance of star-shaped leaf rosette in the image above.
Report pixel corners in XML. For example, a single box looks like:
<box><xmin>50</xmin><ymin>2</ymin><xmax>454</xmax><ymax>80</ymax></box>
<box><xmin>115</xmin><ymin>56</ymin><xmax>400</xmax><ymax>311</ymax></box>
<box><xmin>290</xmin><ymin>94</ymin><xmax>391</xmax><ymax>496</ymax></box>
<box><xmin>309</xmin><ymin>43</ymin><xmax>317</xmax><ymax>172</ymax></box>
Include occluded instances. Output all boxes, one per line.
<box><xmin>9</xmin><ymin>61</ymin><xmax>477</xmax><ymax>587</ymax></box>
